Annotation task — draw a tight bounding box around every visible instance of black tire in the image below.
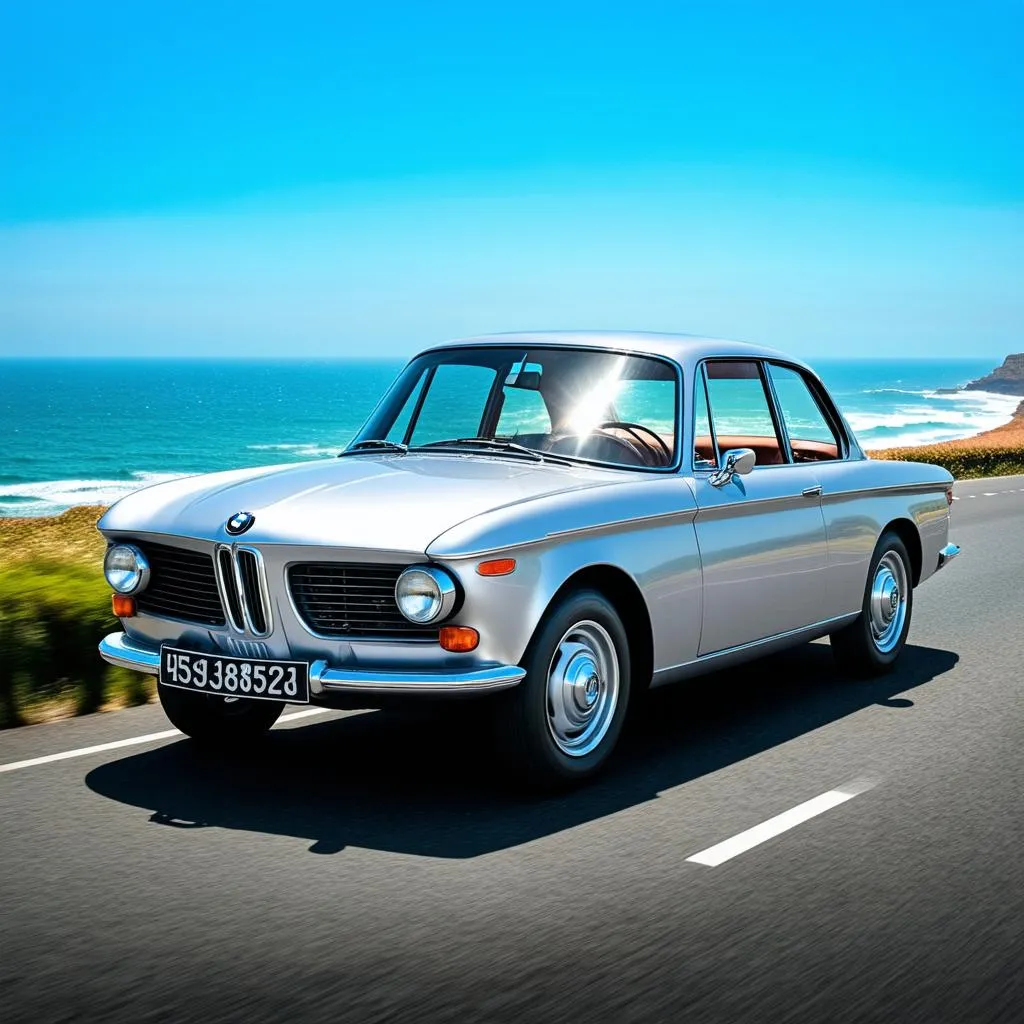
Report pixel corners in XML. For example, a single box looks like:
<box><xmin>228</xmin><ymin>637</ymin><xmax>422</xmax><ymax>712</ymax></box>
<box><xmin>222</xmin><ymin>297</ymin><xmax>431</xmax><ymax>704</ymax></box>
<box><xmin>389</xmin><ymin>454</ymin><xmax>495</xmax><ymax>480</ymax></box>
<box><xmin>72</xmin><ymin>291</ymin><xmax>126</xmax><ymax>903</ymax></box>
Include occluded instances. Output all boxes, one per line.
<box><xmin>495</xmin><ymin>589</ymin><xmax>631</xmax><ymax>788</ymax></box>
<box><xmin>830</xmin><ymin>531</ymin><xmax>914</xmax><ymax>677</ymax></box>
<box><xmin>158</xmin><ymin>684</ymin><xmax>284</xmax><ymax>747</ymax></box>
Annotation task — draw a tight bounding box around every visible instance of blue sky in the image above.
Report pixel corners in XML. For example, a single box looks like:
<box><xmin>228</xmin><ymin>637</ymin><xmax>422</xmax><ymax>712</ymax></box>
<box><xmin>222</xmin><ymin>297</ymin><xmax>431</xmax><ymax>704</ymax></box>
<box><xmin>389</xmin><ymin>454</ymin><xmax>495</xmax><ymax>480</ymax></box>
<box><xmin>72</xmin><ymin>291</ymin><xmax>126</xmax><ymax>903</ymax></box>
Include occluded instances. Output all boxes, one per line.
<box><xmin>0</xmin><ymin>1</ymin><xmax>1021</xmax><ymax>358</ymax></box>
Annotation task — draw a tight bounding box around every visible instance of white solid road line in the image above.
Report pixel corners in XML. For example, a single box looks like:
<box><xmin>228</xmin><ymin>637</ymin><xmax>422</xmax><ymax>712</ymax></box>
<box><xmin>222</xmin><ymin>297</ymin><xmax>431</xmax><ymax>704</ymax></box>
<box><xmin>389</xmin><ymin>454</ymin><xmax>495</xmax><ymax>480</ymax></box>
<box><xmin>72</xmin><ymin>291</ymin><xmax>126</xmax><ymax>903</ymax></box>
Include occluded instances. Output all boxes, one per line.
<box><xmin>686</xmin><ymin>778</ymin><xmax>877</xmax><ymax>867</ymax></box>
<box><xmin>276</xmin><ymin>707</ymin><xmax>333</xmax><ymax>723</ymax></box>
<box><xmin>0</xmin><ymin>707</ymin><xmax>332</xmax><ymax>775</ymax></box>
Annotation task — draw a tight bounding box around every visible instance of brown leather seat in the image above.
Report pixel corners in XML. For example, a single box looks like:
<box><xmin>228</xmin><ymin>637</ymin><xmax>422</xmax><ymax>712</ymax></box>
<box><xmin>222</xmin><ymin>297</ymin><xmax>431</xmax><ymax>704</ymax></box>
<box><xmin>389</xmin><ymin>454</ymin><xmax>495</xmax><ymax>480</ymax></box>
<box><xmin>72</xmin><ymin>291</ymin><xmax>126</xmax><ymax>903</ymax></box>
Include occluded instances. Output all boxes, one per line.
<box><xmin>790</xmin><ymin>438</ymin><xmax>839</xmax><ymax>461</ymax></box>
<box><xmin>694</xmin><ymin>434</ymin><xmax>784</xmax><ymax>466</ymax></box>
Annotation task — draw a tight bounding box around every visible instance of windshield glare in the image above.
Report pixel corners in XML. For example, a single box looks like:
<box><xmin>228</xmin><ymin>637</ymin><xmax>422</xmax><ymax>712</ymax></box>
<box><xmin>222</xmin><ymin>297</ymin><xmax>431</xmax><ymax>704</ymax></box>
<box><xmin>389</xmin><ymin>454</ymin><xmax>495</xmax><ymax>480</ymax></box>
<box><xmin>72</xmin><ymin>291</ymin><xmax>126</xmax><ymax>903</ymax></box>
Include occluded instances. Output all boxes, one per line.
<box><xmin>353</xmin><ymin>346</ymin><xmax>679</xmax><ymax>470</ymax></box>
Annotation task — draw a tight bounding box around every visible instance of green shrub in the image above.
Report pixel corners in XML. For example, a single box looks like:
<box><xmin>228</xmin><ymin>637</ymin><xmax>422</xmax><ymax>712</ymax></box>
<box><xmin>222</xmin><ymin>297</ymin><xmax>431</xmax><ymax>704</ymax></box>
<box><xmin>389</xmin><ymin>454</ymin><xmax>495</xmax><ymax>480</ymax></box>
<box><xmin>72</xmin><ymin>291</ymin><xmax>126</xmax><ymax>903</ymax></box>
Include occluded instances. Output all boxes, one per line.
<box><xmin>0</xmin><ymin>560</ymin><xmax>149</xmax><ymax>727</ymax></box>
<box><xmin>873</xmin><ymin>443</ymin><xmax>1024</xmax><ymax>480</ymax></box>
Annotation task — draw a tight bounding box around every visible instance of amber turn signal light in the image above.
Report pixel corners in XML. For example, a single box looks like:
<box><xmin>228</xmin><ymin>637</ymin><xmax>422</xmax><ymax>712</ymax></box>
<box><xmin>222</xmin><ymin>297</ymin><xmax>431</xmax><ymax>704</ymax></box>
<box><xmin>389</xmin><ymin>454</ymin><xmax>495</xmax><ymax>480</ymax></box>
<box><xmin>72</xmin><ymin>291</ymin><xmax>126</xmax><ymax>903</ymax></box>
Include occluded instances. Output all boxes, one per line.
<box><xmin>439</xmin><ymin>625</ymin><xmax>479</xmax><ymax>652</ymax></box>
<box><xmin>476</xmin><ymin>558</ymin><xmax>516</xmax><ymax>576</ymax></box>
<box><xmin>111</xmin><ymin>594</ymin><xmax>137</xmax><ymax>618</ymax></box>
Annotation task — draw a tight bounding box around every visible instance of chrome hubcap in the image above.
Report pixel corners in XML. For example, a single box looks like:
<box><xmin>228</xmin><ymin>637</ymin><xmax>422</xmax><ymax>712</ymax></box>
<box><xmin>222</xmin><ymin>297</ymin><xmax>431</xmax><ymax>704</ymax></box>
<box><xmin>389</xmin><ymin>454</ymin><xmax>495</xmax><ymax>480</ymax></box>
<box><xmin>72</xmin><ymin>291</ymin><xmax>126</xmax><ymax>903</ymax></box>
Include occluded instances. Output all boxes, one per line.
<box><xmin>546</xmin><ymin>620</ymin><xmax>619</xmax><ymax>757</ymax></box>
<box><xmin>869</xmin><ymin>551</ymin><xmax>908</xmax><ymax>654</ymax></box>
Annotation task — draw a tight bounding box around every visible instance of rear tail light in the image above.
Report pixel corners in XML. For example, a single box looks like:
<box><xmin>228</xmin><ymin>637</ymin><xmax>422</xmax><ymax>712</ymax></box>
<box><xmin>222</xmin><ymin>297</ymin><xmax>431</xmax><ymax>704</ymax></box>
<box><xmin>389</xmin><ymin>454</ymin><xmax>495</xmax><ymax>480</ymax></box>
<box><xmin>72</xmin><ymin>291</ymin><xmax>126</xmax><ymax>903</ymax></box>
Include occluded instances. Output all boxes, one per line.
<box><xmin>946</xmin><ymin>486</ymin><xmax>954</xmax><ymax>508</ymax></box>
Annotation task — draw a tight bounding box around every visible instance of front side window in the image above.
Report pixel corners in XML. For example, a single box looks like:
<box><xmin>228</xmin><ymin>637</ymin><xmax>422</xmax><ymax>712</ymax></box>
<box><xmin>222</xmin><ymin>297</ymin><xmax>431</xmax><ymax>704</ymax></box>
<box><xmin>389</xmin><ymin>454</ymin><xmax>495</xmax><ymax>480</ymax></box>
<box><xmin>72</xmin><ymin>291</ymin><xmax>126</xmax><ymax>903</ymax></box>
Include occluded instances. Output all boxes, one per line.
<box><xmin>355</xmin><ymin>347</ymin><xmax>679</xmax><ymax>470</ymax></box>
<box><xmin>702</xmin><ymin>360</ymin><xmax>785</xmax><ymax>467</ymax></box>
<box><xmin>693</xmin><ymin>371</ymin><xmax>716</xmax><ymax>468</ymax></box>
<box><xmin>767</xmin><ymin>363</ymin><xmax>842</xmax><ymax>461</ymax></box>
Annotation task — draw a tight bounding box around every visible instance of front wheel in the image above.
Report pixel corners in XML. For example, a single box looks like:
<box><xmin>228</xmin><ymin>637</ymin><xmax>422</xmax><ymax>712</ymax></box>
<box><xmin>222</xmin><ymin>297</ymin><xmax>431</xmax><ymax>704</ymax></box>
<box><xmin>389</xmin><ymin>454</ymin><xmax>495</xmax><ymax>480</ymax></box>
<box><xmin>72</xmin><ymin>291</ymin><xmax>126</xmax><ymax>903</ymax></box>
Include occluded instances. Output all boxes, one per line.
<box><xmin>158</xmin><ymin>684</ymin><xmax>284</xmax><ymax>747</ymax></box>
<box><xmin>830</xmin><ymin>531</ymin><xmax>914</xmax><ymax>676</ymax></box>
<box><xmin>495</xmin><ymin>589</ymin><xmax>631</xmax><ymax>788</ymax></box>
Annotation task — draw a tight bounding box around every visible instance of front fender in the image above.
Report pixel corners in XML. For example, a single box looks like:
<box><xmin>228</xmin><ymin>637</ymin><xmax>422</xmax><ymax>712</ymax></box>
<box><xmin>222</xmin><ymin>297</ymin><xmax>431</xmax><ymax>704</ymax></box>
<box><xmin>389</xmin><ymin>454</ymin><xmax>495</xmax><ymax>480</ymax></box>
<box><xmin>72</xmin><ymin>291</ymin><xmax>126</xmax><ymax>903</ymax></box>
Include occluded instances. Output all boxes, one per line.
<box><xmin>429</xmin><ymin>477</ymin><xmax>703</xmax><ymax>670</ymax></box>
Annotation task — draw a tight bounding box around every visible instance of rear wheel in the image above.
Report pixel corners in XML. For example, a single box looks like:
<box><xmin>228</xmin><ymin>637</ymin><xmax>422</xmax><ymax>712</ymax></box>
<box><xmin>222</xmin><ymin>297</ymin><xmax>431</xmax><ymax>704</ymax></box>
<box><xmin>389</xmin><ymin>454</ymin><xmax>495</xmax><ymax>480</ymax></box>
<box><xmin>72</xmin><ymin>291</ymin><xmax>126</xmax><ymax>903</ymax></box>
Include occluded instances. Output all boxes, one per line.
<box><xmin>158</xmin><ymin>684</ymin><xmax>284</xmax><ymax>746</ymax></box>
<box><xmin>830</xmin><ymin>531</ymin><xmax>913</xmax><ymax>676</ymax></box>
<box><xmin>495</xmin><ymin>589</ymin><xmax>630</xmax><ymax>788</ymax></box>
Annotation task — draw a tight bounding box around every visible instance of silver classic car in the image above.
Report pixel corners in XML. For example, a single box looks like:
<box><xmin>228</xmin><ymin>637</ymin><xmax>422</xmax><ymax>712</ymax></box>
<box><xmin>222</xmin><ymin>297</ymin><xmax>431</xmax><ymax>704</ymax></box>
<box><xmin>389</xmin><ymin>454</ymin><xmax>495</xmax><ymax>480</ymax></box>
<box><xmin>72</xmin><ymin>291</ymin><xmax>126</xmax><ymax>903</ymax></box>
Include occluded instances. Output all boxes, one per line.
<box><xmin>98</xmin><ymin>332</ymin><xmax>959</xmax><ymax>784</ymax></box>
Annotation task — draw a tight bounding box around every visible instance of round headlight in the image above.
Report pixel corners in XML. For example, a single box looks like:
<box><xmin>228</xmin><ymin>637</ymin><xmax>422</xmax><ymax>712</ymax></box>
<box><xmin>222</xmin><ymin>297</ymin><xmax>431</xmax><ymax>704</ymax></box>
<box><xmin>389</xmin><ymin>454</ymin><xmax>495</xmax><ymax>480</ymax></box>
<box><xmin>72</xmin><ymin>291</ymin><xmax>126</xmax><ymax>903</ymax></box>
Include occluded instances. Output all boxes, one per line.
<box><xmin>394</xmin><ymin>566</ymin><xmax>457</xmax><ymax>624</ymax></box>
<box><xmin>104</xmin><ymin>544</ymin><xmax>150</xmax><ymax>594</ymax></box>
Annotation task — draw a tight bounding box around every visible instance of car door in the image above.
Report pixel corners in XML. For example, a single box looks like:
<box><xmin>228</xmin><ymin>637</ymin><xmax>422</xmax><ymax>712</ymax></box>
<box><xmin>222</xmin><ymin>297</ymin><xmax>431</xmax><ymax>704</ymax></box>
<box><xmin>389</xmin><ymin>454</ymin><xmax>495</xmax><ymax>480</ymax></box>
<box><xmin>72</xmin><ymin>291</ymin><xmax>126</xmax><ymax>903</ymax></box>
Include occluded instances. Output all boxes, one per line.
<box><xmin>691</xmin><ymin>359</ymin><xmax>829</xmax><ymax>655</ymax></box>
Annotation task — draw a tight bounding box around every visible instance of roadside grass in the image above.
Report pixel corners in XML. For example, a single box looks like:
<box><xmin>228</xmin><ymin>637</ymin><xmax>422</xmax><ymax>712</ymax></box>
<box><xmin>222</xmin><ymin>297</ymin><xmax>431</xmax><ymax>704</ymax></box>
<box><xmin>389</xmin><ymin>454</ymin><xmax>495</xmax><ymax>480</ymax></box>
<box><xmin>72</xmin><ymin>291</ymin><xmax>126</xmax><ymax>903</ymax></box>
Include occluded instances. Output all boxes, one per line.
<box><xmin>0</xmin><ymin>507</ymin><xmax>153</xmax><ymax>728</ymax></box>
<box><xmin>872</xmin><ymin>443</ymin><xmax>1024</xmax><ymax>479</ymax></box>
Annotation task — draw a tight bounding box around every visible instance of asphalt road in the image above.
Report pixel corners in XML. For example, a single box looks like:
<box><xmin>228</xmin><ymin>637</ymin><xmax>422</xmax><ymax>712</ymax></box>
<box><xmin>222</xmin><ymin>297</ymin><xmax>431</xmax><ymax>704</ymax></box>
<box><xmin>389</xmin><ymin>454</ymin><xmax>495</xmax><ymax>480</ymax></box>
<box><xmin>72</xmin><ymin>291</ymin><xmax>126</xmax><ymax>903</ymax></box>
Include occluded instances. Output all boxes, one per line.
<box><xmin>2</xmin><ymin>476</ymin><xmax>1022</xmax><ymax>1024</ymax></box>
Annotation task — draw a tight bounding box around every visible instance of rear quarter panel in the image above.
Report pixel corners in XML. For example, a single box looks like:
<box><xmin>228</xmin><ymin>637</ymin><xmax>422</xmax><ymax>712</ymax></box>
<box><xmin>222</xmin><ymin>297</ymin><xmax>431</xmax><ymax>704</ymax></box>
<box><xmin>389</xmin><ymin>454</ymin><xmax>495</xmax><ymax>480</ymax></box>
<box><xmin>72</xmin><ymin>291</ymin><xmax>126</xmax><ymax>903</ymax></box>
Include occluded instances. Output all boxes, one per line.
<box><xmin>815</xmin><ymin>458</ymin><xmax>951</xmax><ymax>618</ymax></box>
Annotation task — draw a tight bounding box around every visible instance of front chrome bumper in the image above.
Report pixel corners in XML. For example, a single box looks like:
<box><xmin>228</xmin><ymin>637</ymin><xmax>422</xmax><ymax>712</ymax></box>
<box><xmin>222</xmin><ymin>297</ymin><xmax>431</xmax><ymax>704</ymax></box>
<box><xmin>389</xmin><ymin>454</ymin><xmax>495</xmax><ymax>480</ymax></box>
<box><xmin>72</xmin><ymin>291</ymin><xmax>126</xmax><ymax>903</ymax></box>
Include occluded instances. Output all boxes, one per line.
<box><xmin>98</xmin><ymin>632</ymin><xmax>525</xmax><ymax>697</ymax></box>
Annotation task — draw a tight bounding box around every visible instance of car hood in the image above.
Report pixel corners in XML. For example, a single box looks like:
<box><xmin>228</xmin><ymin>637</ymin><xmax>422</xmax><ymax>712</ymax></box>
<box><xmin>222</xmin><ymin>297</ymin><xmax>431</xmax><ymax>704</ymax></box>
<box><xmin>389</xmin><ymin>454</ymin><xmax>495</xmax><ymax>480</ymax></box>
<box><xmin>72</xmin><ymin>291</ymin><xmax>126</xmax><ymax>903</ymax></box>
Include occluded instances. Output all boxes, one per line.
<box><xmin>98</xmin><ymin>454</ymin><xmax>626</xmax><ymax>555</ymax></box>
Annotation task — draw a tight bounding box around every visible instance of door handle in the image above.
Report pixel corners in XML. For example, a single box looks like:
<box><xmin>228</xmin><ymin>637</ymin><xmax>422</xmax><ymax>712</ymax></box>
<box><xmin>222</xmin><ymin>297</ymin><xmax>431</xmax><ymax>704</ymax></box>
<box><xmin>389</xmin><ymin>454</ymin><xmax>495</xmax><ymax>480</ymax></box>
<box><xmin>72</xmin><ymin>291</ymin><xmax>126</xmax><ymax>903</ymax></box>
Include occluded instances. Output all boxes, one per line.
<box><xmin>802</xmin><ymin>485</ymin><xmax>822</xmax><ymax>497</ymax></box>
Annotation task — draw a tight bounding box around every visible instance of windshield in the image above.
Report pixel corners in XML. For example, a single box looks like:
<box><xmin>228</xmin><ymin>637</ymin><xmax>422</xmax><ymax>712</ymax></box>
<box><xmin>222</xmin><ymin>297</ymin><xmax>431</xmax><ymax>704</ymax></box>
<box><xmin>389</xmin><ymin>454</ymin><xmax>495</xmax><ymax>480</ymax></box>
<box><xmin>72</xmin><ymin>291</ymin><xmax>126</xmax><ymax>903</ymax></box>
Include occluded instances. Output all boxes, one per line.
<box><xmin>352</xmin><ymin>346</ymin><xmax>679</xmax><ymax>470</ymax></box>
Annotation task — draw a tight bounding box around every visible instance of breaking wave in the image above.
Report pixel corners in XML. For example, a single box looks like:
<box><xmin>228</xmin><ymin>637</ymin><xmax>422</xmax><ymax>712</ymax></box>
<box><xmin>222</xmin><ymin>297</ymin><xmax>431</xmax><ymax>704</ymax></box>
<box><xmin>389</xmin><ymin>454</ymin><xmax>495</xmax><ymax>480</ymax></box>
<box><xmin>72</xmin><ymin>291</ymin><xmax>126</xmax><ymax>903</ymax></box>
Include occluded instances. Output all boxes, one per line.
<box><xmin>0</xmin><ymin>472</ymin><xmax>185</xmax><ymax>517</ymax></box>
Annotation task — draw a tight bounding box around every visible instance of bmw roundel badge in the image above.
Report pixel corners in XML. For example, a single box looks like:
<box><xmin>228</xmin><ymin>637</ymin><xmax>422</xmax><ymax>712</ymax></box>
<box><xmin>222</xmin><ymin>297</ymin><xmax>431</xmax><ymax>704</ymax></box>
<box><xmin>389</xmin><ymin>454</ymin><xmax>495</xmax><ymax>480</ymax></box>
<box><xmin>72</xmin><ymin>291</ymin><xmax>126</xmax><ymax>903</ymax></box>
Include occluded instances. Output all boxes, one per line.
<box><xmin>226</xmin><ymin>511</ymin><xmax>255</xmax><ymax>535</ymax></box>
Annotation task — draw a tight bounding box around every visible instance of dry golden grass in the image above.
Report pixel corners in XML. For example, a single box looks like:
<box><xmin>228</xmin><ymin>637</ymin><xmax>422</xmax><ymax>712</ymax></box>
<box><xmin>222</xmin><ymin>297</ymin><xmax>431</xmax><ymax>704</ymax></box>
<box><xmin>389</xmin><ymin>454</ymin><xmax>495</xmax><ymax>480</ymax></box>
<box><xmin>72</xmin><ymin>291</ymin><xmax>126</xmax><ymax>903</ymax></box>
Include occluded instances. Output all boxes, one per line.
<box><xmin>0</xmin><ymin>505</ymin><xmax>107</xmax><ymax>570</ymax></box>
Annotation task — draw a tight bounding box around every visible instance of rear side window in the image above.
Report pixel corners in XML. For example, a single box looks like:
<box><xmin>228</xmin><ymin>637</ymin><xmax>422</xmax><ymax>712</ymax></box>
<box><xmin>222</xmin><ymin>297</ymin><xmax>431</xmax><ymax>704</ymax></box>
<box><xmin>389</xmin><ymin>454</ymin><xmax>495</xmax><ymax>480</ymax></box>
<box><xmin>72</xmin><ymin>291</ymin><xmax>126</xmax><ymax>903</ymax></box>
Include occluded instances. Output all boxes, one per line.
<box><xmin>767</xmin><ymin>364</ymin><xmax>842</xmax><ymax>462</ymax></box>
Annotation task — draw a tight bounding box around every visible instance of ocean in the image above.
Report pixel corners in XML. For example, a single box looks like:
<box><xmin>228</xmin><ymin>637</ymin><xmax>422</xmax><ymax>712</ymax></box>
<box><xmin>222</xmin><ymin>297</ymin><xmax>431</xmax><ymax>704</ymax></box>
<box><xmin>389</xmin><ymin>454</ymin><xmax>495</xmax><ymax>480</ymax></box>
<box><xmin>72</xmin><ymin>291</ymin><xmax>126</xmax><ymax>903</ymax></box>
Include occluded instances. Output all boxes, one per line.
<box><xmin>0</xmin><ymin>357</ymin><xmax>1017</xmax><ymax>517</ymax></box>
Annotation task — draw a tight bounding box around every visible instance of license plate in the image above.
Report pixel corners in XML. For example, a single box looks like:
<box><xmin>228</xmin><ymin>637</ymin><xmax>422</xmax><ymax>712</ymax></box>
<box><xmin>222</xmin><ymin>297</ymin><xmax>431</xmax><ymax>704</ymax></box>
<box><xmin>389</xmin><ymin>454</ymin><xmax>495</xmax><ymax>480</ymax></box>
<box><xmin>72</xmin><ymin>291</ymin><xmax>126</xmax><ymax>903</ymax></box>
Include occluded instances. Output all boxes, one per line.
<box><xmin>159</xmin><ymin>646</ymin><xmax>310</xmax><ymax>704</ymax></box>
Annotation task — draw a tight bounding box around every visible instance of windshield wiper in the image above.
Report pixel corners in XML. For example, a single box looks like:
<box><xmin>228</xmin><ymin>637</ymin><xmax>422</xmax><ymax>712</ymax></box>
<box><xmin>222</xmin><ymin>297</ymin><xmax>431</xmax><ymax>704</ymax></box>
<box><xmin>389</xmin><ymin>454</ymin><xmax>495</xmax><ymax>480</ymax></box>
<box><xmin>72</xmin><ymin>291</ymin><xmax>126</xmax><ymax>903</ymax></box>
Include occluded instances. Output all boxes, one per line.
<box><xmin>412</xmin><ymin>437</ymin><xmax>572</xmax><ymax>465</ymax></box>
<box><xmin>338</xmin><ymin>439</ymin><xmax>408</xmax><ymax>457</ymax></box>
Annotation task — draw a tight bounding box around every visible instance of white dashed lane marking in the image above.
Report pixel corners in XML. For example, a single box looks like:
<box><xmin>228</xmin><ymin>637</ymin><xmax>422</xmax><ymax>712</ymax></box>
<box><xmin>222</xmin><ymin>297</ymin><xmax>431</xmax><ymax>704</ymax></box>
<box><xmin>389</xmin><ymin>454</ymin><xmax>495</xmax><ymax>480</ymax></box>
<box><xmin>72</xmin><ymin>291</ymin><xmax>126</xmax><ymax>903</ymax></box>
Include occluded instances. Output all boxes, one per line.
<box><xmin>0</xmin><ymin>707</ymin><xmax>333</xmax><ymax>774</ymax></box>
<box><xmin>686</xmin><ymin>778</ymin><xmax>878</xmax><ymax>867</ymax></box>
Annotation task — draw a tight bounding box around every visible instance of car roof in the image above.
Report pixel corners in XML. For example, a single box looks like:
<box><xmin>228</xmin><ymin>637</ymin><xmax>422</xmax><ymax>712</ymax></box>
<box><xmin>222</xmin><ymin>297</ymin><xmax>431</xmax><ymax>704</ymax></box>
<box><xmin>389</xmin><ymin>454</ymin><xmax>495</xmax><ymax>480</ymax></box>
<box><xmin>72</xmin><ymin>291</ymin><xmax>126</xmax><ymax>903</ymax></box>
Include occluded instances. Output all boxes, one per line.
<box><xmin>424</xmin><ymin>330</ymin><xmax>806</xmax><ymax>370</ymax></box>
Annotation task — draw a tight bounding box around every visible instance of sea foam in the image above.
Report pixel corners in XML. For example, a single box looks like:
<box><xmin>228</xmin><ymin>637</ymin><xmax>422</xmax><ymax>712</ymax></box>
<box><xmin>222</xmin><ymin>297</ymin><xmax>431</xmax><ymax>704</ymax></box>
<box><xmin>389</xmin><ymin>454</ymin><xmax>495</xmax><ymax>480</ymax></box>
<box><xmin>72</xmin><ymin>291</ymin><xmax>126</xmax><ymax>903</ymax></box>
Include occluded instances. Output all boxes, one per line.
<box><xmin>0</xmin><ymin>472</ymin><xmax>185</xmax><ymax>517</ymax></box>
<box><xmin>852</xmin><ymin>389</ymin><xmax>1019</xmax><ymax>449</ymax></box>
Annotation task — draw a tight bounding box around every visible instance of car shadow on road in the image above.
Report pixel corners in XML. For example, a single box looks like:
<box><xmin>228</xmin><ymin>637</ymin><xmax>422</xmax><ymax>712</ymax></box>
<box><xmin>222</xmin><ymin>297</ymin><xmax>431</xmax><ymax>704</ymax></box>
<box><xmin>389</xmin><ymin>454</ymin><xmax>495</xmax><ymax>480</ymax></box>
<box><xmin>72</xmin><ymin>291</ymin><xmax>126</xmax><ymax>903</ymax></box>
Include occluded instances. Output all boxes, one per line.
<box><xmin>85</xmin><ymin>642</ymin><xmax>958</xmax><ymax>858</ymax></box>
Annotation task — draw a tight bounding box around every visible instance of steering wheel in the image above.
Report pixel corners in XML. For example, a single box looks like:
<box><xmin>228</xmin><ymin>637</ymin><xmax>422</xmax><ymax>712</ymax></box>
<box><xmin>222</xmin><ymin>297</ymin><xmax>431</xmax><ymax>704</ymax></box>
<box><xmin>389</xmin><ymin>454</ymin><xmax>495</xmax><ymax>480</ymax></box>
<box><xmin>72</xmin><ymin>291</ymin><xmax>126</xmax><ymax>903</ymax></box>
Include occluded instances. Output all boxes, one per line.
<box><xmin>546</xmin><ymin>431</ymin><xmax>649</xmax><ymax>467</ymax></box>
<box><xmin>599</xmin><ymin>421</ymin><xmax>672</xmax><ymax>466</ymax></box>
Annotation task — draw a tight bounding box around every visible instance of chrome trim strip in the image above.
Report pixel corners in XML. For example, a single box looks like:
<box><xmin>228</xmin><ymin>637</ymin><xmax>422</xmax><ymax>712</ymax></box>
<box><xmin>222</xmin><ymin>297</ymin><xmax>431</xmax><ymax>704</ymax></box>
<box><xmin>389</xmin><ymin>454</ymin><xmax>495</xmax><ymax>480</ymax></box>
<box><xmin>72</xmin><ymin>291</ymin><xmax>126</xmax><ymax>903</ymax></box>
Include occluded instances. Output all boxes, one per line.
<box><xmin>434</xmin><ymin>507</ymin><xmax>698</xmax><ymax>560</ymax></box>
<box><xmin>937</xmin><ymin>542</ymin><xmax>960</xmax><ymax>568</ymax></box>
<box><xmin>99</xmin><ymin>632</ymin><xmax>161</xmax><ymax>673</ymax></box>
<box><xmin>692</xmin><ymin>491</ymin><xmax>818</xmax><ymax>521</ymax></box>
<box><xmin>233</xmin><ymin>545</ymin><xmax>273</xmax><ymax>638</ymax></box>
<box><xmin>309</xmin><ymin>658</ymin><xmax>525</xmax><ymax>695</ymax></box>
<box><xmin>652</xmin><ymin>612</ymin><xmax>858</xmax><ymax>678</ymax></box>
<box><xmin>820</xmin><ymin>481</ymin><xmax>948</xmax><ymax>503</ymax></box>
<box><xmin>214</xmin><ymin>544</ymin><xmax>246</xmax><ymax>634</ymax></box>
<box><xmin>544</xmin><ymin>507</ymin><xmax>697</xmax><ymax>540</ymax></box>
<box><xmin>97</xmin><ymin>632</ymin><xmax>524</xmax><ymax>695</ymax></box>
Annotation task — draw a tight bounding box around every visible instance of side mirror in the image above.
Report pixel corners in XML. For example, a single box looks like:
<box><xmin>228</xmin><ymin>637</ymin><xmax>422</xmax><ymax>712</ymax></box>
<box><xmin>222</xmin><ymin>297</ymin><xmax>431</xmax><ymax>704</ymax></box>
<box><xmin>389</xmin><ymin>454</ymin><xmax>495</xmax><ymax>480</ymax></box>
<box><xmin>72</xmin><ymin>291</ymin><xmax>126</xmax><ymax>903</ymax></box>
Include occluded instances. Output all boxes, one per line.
<box><xmin>709</xmin><ymin>447</ymin><xmax>756</xmax><ymax>487</ymax></box>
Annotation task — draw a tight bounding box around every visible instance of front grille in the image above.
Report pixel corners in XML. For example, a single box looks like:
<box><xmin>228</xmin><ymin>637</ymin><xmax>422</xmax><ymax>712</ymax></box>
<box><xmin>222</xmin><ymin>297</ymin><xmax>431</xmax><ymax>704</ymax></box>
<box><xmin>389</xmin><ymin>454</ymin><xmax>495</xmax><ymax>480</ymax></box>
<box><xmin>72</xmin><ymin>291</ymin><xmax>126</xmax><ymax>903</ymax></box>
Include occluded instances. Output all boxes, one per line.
<box><xmin>236</xmin><ymin>549</ymin><xmax>268</xmax><ymax>635</ymax></box>
<box><xmin>217</xmin><ymin>548</ymin><xmax>243</xmax><ymax>627</ymax></box>
<box><xmin>136</xmin><ymin>542</ymin><xmax>226</xmax><ymax>627</ymax></box>
<box><xmin>215</xmin><ymin>545</ymin><xmax>272</xmax><ymax>637</ymax></box>
<box><xmin>288</xmin><ymin>563</ymin><xmax>437</xmax><ymax>639</ymax></box>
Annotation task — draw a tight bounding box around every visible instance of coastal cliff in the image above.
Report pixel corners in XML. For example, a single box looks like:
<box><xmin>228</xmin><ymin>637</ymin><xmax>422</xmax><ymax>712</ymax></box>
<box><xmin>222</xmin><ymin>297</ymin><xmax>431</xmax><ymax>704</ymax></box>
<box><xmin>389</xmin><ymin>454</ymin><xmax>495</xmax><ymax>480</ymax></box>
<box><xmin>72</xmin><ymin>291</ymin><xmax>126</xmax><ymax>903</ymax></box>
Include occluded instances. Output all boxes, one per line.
<box><xmin>965</xmin><ymin>354</ymin><xmax>1024</xmax><ymax>395</ymax></box>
